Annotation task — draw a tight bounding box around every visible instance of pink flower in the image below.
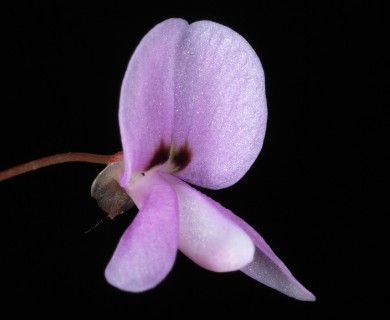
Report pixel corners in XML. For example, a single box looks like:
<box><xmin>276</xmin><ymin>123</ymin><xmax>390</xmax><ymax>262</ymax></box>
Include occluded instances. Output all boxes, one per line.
<box><xmin>98</xmin><ymin>18</ymin><xmax>314</xmax><ymax>301</ymax></box>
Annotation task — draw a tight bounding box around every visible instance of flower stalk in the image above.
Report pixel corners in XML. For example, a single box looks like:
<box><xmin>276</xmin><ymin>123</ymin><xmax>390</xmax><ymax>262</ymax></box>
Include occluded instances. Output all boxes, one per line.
<box><xmin>0</xmin><ymin>153</ymin><xmax>111</xmax><ymax>182</ymax></box>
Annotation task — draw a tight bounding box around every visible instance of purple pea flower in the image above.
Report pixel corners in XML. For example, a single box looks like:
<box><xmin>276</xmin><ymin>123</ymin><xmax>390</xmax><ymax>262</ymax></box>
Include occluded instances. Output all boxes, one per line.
<box><xmin>0</xmin><ymin>17</ymin><xmax>314</xmax><ymax>301</ymax></box>
<box><xmin>96</xmin><ymin>18</ymin><xmax>315</xmax><ymax>301</ymax></box>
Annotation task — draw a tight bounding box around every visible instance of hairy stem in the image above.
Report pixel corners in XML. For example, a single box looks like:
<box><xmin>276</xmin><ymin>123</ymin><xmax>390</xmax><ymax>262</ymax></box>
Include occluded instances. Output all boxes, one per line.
<box><xmin>0</xmin><ymin>152</ymin><xmax>111</xmax><ymax>182</ymax></box>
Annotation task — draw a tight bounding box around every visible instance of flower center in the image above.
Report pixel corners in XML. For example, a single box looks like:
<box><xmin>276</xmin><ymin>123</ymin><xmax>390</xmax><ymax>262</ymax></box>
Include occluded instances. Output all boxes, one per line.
<box><xmin>90</xmin><ymin>142</ymin><xmax>192</xmax><ymax>219</ymax></box>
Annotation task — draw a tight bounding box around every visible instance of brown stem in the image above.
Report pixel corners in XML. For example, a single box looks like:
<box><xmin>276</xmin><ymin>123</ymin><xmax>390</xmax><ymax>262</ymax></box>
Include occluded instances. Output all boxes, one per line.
<box><xmin>0</xmin><ymin>152</ymin><xmax>112</xmax><ymax>182</ymax></box>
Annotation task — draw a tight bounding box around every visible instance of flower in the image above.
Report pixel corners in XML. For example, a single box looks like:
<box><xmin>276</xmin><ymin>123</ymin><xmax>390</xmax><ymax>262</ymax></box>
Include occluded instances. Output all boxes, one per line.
<box><xmin>96</xmin><ymin>18</ymin><xmax>315</xmax><ymax>301</ymax></box>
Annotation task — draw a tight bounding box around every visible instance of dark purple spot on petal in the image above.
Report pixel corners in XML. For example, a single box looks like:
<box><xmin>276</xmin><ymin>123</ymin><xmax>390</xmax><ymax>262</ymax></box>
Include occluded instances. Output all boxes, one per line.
<box><xmin>172</xmin><ymin>143</ymin><xmax>192</xmax><ymax>171</ymax></box>
<box><xmin>144</xmin><ymin>140</ymin><xmax>170</xmax><ymax>171</ymax></box>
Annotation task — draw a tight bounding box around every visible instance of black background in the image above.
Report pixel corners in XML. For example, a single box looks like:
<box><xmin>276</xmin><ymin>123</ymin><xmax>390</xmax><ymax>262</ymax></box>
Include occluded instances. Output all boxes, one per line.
<box><xmin>1</xmin><ymin>2</ymin><xmax>386</xmax><ymax>318</ymax></box>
